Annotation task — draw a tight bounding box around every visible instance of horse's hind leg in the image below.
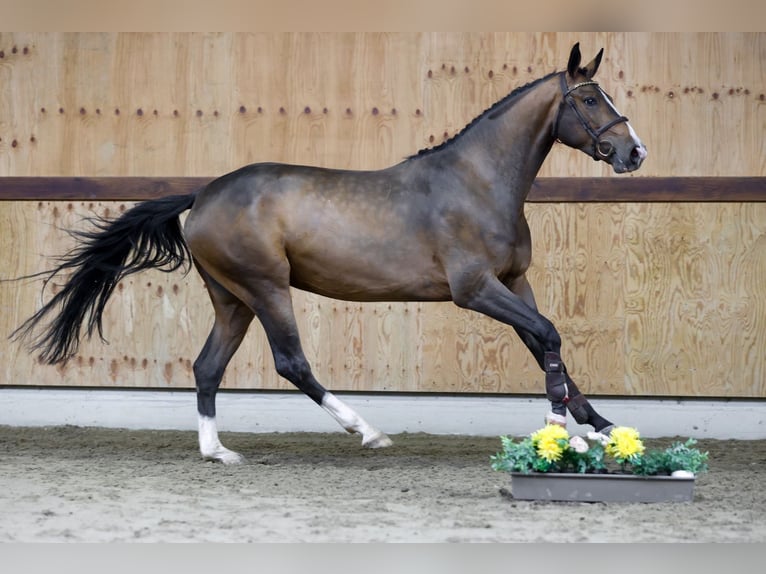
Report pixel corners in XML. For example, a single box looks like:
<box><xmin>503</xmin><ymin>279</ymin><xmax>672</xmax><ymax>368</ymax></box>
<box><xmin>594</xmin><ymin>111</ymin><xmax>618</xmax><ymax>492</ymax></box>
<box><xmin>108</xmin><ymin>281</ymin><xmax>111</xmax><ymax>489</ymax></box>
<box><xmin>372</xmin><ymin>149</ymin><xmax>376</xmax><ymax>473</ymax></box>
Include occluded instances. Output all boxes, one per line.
<box><xmin>507</xmin><ymin>275</ymin><xmax>614</xmax><ymax>433</ymax></box>
<box><xmin>194</xmin><ymin>266</ymin><xmax>255</xmax><ymax>464</ymax></box>
<box><xmin>250</xmin><ymin>285</ymin><xmax>392</xmax><ymax>449</ymax></box>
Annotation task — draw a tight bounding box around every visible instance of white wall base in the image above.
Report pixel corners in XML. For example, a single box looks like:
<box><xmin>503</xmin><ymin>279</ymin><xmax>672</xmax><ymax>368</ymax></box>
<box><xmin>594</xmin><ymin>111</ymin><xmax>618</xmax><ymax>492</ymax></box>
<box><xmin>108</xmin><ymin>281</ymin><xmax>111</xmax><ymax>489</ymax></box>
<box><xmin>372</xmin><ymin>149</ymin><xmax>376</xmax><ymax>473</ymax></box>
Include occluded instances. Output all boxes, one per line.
<box><xmin>1</xmin><ymin>388</ymin><xmax>764</xmax><ymax>439</ymax></box>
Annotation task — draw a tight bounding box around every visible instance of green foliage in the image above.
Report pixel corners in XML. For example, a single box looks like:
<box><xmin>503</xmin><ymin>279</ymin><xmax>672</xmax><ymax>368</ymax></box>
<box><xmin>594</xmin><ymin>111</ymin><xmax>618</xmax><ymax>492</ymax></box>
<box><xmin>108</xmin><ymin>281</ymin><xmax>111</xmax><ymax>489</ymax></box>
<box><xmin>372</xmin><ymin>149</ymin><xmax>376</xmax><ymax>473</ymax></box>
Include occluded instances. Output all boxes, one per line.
<box><xmin>490</xmin><ymin>436</ymin><xmax>538</xmax><ymax>473</ymax></box>
<box><xmin>491</xmin><ymin>434</ymin><xmax>709</xmax><ymax>476</ymax></box>
<box><xmin>563</xmin><ymin>441</ymin><xmax>606</xmax><ymax>474</ymax></box>
<box><xmin>490</xmin><ymin>435</ymin><xmax>606</xmax><ymax>474</ymax></box>
<box><xmin>632</xmin><ymin>438</ymin><xmax>709</xmax><ymax>476</ymax></box>
<box><xmin>630</xmin><ymin>449</ymin><xmax>667</xmax><ymax>476</ymax></box>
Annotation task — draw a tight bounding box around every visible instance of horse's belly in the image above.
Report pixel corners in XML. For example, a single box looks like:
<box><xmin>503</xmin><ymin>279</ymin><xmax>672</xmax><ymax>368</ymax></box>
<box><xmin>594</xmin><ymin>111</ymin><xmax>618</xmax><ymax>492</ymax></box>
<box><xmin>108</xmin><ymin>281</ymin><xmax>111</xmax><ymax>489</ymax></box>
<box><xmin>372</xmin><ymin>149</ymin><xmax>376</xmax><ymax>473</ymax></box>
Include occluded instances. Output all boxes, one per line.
<box><xmin>287</xmin><ymin>250</ymin><xmax>451</xmax><ymax>302</ymax></box>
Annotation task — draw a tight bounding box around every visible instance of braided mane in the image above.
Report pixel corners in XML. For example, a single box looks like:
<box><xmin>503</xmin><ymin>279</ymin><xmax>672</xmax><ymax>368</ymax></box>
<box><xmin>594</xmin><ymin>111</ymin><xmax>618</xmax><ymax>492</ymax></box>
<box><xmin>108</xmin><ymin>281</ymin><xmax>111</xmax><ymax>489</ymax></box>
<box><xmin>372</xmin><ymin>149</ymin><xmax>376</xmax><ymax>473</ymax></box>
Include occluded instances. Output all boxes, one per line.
<box><xmin>408</xmin><ymin>70</ymin><xmax>559</xmax><ymax>159</ymax></box>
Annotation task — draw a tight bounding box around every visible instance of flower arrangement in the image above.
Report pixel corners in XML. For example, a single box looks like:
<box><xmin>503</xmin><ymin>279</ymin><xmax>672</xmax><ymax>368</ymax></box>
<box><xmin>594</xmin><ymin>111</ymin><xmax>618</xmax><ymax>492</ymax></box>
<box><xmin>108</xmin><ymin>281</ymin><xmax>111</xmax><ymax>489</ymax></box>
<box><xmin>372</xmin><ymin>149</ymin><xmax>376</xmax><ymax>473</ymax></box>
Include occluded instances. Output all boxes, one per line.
<box><xmin>491</xmin><ymin>424</ymin><xmax>708</xmax><ymax>476</ymax></box>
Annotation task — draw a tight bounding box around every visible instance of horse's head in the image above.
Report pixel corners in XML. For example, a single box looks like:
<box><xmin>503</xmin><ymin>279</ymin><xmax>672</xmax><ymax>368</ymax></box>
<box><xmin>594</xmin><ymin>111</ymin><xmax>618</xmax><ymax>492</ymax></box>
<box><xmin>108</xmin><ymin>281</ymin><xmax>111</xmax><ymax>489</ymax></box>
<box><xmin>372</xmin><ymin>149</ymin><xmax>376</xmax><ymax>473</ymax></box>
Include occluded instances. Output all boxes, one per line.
<box><xmin>553</xmin><ymin>43</ymin><xmax>647</xmax><ymax>174</ymax></box>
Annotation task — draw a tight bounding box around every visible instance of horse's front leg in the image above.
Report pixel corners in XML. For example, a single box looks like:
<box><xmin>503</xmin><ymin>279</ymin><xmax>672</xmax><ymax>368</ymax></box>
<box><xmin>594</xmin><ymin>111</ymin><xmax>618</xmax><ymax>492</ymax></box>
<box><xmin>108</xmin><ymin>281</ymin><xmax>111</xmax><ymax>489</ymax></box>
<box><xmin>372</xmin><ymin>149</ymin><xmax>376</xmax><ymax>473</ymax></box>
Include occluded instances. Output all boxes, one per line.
<box><xmin>454</xmin><ymin>271</ymin><xmax>614</xmax><ymax>433</ymax></box>
<box><xmin>505</xmin><ymin>275</ymin><xmax>613</xmax><ymax>432</ymax></box>
<box><xmin>541</xmin><ymin>351</ymin><xmax>614</xmax><ymax>433</ymax></box>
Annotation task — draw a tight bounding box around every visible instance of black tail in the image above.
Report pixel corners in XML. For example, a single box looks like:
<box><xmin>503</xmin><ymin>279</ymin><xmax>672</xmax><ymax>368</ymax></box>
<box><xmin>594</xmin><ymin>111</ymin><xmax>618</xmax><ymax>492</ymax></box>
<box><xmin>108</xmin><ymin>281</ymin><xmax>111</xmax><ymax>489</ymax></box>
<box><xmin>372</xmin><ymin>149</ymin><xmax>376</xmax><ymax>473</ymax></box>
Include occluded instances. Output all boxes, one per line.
<box><xmin>12</xmin><ymin>193</ymin><xmax>197</xmax><ymax>364</ymax></box>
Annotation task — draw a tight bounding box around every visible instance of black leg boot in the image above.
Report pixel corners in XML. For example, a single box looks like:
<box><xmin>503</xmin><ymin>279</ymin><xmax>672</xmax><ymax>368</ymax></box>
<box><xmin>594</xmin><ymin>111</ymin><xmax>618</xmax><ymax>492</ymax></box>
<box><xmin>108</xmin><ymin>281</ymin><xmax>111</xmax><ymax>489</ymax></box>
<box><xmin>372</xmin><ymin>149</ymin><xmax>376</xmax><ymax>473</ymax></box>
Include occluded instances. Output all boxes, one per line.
<box><xmin>544</xmin><ymin>351</ymin><xmax>615</xmax><ymax>433</ymax></box>
<box><xmin>544</xmin><ymin>351</ymin><xmax>568</xmax><ymax>427</ymax></box>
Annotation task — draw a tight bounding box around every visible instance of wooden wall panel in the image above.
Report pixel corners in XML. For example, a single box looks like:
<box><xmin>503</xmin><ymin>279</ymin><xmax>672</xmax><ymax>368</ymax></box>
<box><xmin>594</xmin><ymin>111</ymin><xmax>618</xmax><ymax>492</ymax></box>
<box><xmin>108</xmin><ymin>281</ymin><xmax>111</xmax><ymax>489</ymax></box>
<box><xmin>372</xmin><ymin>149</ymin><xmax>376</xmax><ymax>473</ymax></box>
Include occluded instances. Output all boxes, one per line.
<box><xmin>624</xmin><ymin>203</ymin><xmax>766</xmax><ymax>396</ymax></box>
<box><xmin>3</xmin><ymin>201</ymin><xmax>765</xmax><ymax>398</ymax></box>
<box><xmin>1</xmin><ymin>33</ymin><xmax>764</xmax><ymax>397</ymax></box>
<box><xmin>1</xmin><ymin>32</ymin><xmax>763</xmax><ymax>177</ymax></box>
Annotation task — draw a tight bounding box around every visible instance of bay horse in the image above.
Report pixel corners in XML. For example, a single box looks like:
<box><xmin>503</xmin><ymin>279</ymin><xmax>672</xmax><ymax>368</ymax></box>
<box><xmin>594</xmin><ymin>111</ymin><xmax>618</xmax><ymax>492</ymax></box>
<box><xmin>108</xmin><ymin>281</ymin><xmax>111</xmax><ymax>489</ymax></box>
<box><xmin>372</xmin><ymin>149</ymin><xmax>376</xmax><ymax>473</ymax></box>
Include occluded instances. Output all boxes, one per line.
<box><xmin>13</xmin><ymin>43</ymin><xmax>646</xmax><ymax>463</ymax></box>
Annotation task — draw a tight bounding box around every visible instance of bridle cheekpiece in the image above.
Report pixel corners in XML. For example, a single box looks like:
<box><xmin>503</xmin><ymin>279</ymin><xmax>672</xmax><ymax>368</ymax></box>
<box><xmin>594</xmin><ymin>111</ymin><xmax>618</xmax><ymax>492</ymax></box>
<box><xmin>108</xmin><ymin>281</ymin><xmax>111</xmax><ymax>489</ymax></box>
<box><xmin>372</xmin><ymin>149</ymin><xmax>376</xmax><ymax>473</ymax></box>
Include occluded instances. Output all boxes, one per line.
<box><xmin>552</xmin><ymin>72</ymin><xmax>629</xmax><ymax>159</ymax></box>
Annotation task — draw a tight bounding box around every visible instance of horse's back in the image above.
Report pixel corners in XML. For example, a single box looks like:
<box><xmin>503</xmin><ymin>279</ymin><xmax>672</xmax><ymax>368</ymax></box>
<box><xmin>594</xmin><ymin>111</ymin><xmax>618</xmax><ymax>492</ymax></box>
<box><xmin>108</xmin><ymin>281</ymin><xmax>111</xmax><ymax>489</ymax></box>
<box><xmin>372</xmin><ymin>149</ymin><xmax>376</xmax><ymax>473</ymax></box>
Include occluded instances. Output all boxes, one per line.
<box><xmin>184</xmin><ymin>162</ymin><xmax>454</xmax><ymax>302</ymax></box>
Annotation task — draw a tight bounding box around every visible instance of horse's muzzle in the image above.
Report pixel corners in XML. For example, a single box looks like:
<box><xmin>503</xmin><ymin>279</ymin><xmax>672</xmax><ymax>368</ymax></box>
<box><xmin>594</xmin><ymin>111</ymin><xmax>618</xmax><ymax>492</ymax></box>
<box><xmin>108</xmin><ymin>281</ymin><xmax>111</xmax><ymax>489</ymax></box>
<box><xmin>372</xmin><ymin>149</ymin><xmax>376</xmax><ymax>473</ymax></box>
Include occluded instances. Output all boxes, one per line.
<box><xmin>608</xmin><ymin>142</ymin><xmax>647</xmax><ymax>173</ymax></box>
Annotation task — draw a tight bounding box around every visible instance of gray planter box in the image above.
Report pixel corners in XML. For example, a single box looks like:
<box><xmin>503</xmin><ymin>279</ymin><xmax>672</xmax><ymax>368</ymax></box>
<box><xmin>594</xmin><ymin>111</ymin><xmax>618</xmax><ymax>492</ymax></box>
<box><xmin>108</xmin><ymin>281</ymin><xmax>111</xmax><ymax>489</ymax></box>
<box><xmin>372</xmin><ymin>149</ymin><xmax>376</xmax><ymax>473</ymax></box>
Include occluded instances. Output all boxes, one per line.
<box><xmin>510</xmin><ymin>472</ymin><xmax>695</xmax><ymax>503</ymax></box>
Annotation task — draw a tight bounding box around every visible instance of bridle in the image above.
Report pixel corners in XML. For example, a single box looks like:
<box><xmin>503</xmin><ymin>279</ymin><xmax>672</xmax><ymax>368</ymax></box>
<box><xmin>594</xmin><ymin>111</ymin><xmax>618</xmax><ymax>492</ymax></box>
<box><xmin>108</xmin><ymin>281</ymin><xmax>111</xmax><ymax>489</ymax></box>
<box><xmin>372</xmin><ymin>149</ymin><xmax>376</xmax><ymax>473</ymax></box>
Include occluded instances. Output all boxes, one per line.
<box><xmin>552</xmin><ymin>72</ymin><xmax>629</xmax><ymax>159</ymax></box>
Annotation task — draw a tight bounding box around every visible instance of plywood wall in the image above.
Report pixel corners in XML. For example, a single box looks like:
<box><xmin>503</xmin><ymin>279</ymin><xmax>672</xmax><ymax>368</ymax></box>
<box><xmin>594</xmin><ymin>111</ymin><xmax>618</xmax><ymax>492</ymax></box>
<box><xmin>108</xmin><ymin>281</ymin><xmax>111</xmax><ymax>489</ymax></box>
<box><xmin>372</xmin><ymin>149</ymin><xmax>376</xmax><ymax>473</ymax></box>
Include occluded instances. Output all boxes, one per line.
<box><xmin>1</xmin><ymin>33</ymin><xmax>764</xmax><ymax>398</ymax></box>
<box><xmin>1</xmin><ymin>32</ymin><xmax>763</xmax><ymax>177</ymax></box>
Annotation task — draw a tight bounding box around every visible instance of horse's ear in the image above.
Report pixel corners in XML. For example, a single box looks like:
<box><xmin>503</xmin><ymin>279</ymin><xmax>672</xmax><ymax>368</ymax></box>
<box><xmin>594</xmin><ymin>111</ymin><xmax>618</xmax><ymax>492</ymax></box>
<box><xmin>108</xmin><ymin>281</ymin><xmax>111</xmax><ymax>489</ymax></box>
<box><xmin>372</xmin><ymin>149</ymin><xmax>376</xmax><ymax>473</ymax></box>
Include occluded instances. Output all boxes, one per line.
<box><xmin>583</xmin><ymin>48</ymin><xmax>604</xmax><ymax>79</ymax></box>
<box><xmin>567</xmin><ymin>43</ymin><xmax>582</xmax><ymax>77</ymax></box>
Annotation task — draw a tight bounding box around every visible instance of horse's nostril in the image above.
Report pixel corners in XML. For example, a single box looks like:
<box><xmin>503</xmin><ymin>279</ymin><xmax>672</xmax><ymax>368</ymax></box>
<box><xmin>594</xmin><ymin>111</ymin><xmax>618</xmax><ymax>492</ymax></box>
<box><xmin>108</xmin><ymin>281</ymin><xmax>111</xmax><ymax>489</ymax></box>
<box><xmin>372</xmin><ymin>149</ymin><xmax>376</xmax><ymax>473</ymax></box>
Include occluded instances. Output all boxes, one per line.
<box><xmin>631</xmin><ymin>145</ymin><xmax>647</xmax><ymax>162</ymax></box>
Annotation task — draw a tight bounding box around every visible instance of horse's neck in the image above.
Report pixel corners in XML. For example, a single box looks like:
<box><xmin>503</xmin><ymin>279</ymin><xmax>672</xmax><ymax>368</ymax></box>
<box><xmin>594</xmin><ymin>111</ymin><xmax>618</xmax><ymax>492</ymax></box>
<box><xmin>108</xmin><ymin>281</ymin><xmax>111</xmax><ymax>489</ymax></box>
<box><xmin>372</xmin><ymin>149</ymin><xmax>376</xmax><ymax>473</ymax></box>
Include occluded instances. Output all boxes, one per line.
<box><xmin>456</xmin><ymin>76</ymin><xmax>560</xmax><ymax>200</ymax></box>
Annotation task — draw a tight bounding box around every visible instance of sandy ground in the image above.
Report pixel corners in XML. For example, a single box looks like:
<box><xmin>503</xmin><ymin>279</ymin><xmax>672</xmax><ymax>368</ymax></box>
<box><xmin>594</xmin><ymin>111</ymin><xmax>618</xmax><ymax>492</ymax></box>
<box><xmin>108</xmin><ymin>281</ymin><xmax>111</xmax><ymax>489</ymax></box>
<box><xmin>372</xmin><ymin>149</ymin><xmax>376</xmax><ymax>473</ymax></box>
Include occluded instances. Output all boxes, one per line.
<box><xmin>0</xmin><ymin>425</ymin><xmax>764</xmax><ymax>542</ymax></box>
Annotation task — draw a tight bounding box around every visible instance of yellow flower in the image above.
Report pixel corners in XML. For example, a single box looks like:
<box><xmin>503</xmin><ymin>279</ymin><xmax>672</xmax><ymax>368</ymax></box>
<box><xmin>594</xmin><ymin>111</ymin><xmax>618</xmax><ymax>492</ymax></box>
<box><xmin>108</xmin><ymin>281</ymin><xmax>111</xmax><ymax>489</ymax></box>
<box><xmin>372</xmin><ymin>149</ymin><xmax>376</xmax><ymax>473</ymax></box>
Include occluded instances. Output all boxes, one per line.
<box><xmin>531</xmin><ymin>424</ymin><xmax>569</xmax><ymax>462</ymax></box>
<box><xmin>531</xmin><ymin>424</ymin><xmax>570</xmax><ymax>444</ymax></box>
<box><xmin>606</xmin><ymin>426</ymin><xmax>645</xmax><ymax>460</ymax></box>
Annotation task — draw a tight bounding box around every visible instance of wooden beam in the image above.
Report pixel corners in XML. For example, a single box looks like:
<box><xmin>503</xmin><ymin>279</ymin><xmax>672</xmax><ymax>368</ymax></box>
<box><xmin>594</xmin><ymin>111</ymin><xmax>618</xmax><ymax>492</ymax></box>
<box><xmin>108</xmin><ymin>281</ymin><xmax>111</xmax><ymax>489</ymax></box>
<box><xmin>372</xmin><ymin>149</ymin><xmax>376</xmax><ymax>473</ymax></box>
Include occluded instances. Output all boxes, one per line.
<box><xmin>0</xmin><ymin>176</ymin><xmax>763</xmax><ymax>202</ymax></box>
<box><xmin>0</xmin><ymin>177</ymin><xmax>207</xmax><ymax>201</ymax></box>
<box><xmin>529</xmin><ymin>177</ymin><xmax>765</xmax><ymax>202</ymax></box>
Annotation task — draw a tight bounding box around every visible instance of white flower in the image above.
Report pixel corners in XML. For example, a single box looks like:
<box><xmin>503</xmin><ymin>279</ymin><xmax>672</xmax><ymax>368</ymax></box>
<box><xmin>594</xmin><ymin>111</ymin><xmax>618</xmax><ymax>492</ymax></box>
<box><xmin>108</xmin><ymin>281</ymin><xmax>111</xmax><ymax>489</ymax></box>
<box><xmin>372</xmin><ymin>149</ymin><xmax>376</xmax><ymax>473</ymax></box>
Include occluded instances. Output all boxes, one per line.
<box><xmin>569</xmin><ymin>435</ymin><xmax>589</xmax><ymax>454</ymax></box>
<box><xmin>587</xmin><ymin>431</ymin><xmax>610</xmax><ymax>446</ymax></box>
<box><xmin>672</xmin><ymin>470</ymin><xmax>695</xmax><ymax>478</ymax></box>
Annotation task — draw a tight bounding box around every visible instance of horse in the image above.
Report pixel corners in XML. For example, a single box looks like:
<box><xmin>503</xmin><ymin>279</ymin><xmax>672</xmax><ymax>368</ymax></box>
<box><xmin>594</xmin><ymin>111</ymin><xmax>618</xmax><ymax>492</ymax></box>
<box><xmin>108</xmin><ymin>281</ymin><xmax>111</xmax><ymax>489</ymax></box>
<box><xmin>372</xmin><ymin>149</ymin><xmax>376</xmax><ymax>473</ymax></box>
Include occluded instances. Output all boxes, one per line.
<box><xmin>13</xmin><ymin>43</ymin><xmax>647</xmax><ymax>464</ymax></box>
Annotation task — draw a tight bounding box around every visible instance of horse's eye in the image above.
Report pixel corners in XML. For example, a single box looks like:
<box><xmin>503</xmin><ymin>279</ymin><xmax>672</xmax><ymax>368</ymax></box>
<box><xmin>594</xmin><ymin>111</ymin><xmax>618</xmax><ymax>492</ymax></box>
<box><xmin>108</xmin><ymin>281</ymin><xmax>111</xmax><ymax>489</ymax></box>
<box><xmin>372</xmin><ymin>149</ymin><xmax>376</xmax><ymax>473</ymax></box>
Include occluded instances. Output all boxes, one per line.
<box><xmin>583</xmin><ymin>97</ymin><xmax>598</xmax><ymax>106</ymax></box>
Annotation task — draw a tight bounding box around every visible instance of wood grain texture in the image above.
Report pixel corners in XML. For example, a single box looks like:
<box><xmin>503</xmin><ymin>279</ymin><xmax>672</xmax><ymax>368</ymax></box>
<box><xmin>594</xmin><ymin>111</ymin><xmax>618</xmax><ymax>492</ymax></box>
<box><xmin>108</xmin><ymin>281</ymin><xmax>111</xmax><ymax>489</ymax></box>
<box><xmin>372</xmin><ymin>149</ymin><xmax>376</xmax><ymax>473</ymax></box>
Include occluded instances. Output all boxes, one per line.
<box><xmin>624</xmin><ymin>203</ymin><xmax>766</xmax><ymax>397</ymax></box>
<box><xmin>3</xmin><ymin>201</ymin><xmax>765</xmax><ymax>398</ymax></box>
<box><xmin>1</xmin><ymin>33</ymin><xmax>764</xmax><ymax>398</ymax></box>
<box><xmin>0</xmin><ymin>176</ymin><xmax>763</xmax><ymax>202</ymax></box>
<box><xmin>0</xmin><ymin>33</ymin><xmax>763</xmax><ymax>178</ymax></box>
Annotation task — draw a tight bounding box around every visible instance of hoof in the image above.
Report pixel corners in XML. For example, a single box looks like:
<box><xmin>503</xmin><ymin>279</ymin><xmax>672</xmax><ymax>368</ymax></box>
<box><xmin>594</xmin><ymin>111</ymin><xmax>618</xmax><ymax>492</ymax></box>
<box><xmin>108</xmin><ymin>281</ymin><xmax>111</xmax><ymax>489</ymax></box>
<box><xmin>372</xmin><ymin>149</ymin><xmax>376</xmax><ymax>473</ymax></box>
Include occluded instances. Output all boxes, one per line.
<box><xmin>545</xmin><ymin>411</ymin><xmax>567</xmax><ymax>428</ymax></box>
<box><xmin>363</xmin><ymin>432</ymin><xmax>393</xmax><ymax>449</ymax></box>
<box><xmin>595</xmin><ymin>423</ymin><xmax>615</xmax><ymax>436</ymax></box>
<box><xmin>202</xmin><ymin>448</ymin><xmax>245</xmax><ymax>465</ymax></box>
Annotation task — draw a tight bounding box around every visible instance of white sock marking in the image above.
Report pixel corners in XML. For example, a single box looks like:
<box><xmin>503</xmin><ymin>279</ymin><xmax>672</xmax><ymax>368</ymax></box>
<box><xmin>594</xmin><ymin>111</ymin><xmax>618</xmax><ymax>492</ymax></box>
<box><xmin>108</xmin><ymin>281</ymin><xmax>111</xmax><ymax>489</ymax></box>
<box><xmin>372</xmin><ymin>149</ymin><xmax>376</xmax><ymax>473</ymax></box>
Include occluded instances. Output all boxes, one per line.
<box><xmin>198</xmin><ymin>415</ymin><xmax>244</xmax><ymax>464</ymax></box>
<box><xmin>321</xmin><ymin>393</ymin><xmax>392</xmax><ymax>448</ymax></box>
<box><xmin>545</xmin><ymin>411</ymin><xmax>567</xmax><ymax>427</ymax></box>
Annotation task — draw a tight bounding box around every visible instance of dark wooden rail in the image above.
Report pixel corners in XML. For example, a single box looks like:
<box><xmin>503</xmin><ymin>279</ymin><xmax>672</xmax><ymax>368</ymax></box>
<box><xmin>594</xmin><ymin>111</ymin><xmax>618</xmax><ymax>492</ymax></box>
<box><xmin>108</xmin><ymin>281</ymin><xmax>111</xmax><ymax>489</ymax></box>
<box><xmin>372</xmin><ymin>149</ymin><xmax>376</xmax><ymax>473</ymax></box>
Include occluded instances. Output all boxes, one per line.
<box><xmin>0</xmin><ymin>176</ymin><xmax>763</xmax><ymax>202</ymax></box>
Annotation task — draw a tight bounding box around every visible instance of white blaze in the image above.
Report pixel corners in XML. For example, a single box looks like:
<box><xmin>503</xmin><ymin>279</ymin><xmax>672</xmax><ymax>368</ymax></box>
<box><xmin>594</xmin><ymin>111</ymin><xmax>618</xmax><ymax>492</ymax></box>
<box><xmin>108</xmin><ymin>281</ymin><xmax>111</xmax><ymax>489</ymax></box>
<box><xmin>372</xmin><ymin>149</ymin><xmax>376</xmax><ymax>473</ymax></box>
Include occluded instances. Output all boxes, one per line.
<box><xmin>601</xmin><ymin>87</ymin><xmax>647</xmax><ymax>158</ymax></box>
